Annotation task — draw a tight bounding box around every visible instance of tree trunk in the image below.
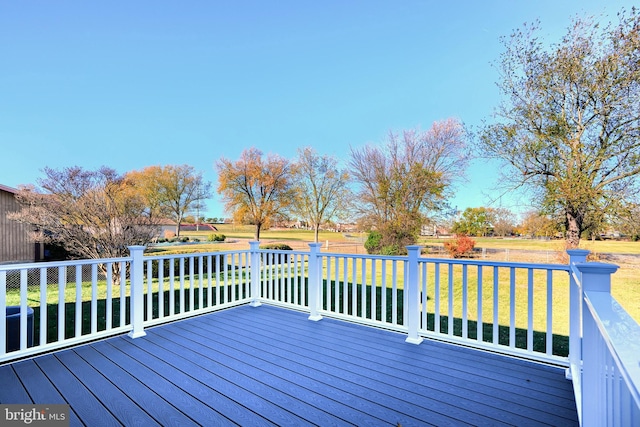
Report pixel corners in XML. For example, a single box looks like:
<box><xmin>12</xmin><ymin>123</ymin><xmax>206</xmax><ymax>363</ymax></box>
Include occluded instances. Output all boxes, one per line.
<box><xmin>175</xmin><ymin>214</ymin><xmax>182</xmax><ymax>237</ymax></box>
<box><xmin>565</xmin><ymin>211</ymin><xmax>582</xmax><ymax>249</ymax></box>
<box><xmin>314</xmin><ymin>224</ymin><xmax>320</xmax><ymax>243</ymax></box>
<box><xmin>254</xmin><ymin>222</ymin><xmax>262</xmax><ymax>241</ymax></box>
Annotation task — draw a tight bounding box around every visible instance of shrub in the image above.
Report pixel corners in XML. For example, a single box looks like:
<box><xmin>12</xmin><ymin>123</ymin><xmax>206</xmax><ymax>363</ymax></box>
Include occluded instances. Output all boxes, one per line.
<box><xmin>207</xmin><ymin>233</ymin><xmax>226</xmax><ymax>242</ymax></box>
<box><xmin>365</xmin><ymin>228</ymin><xmax>412</xmax><ymax>255</ymax></box>
<box><xmin>260</xmin><ymin>243</ymin><xmax>293</xmax><ymax>264</ymax></box>
<box><xmin>260</xmin><ymin>243</ymin><xmax>293</xmax><ymax>251</ymax></box>
<box><xmin>364</xmin><ymin>231</ymin><xmax>383</xmax><ymax>254</ymax></box>
<box><xmin>180</xmin><ymin>236</ymin><xmax>189</xmax><ymax>242</ymax></box>
<box><xmin>164</xmin><ymin>230</ymin><xmax>176</xmax><ymax>240</ymax></box>
<box><xmin>444</xmin><ymin>234</ymin><xmax>476</xmax><ymax>258</ymax></box>
<box><xmin>380</xmin><ymin>244</ymin><xmax>405</xmax><ymax>256</ymax></box>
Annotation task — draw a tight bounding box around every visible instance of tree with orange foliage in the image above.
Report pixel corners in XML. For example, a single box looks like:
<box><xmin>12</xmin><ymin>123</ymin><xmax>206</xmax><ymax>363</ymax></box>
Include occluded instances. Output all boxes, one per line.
<box><xmin>125</xmin><ymin>164</ymin><xmax>211</xmax><ymax>236</ymax></box>
<box><xmin>216</xmin><ymin>148</ymin><xmax>294</xmax><ymax>241</ymax></box>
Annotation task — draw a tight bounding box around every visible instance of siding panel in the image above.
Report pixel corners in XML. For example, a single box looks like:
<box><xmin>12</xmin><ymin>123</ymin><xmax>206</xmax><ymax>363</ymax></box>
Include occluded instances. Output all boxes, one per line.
<box><xmin>0</xmin><ymin>187</ymin><xmax>37</xmax><ymax>263</ymax></box>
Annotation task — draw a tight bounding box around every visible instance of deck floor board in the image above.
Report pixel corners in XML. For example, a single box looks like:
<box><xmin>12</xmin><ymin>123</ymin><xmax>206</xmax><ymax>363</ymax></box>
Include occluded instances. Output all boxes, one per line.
<box><xmin>0</xmin><ymin>304</ymin><xmax>579</xmax><ymax>426</ymax></box>
<box><xmin>164</xmin><ymin>325</ymin><xmax>457</xmax><ymax>427</ymax></box>
<box><xmin>147</xmin><ymin>327</ymin><xmax>368</xmax><ymax>426</ymax></box>
<box><xmin>153</xmin><ymin>322</ymin><xmax>401</xmax><ymax>426</ymax></box>
<box><xmin>34</xmin><ymin>354</ymin><xmax>121</xmax><ymax>426</ymax></box>
<box><xmin>204</xmin><ymin>307</ymin><xmax>573</xmax><ymax>426</ymax></box>
<box><xmin>92</xmin><ymin>340</ymin><xmax>237</xmax><ymax>426</ymax></box>
<box><xmin>197</xmin><ymin>313</ymin><xmax>513</xmax><ymax>426</ymax></box>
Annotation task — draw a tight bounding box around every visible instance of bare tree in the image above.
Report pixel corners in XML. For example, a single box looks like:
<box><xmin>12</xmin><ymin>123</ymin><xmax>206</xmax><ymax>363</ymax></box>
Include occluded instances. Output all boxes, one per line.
<box><xmin>291</xmin><ymin>147</ymin><xmax>351</xmax><ymax>242</ymax></box>
<box><xmin>479</xmin><ymin>9</ymin><xmax>640</xmax><ymax>248</ymax></box>
<box><xmin>491</xmin><ymin>207</ymin><xmax>516</xmax><ymax>237</ymax></box>
<box><xmin>216</xmin><ymin>148</ymin><xmax>294</xmax><ymax>240</ymax></box>
<box><xmin>350</xmin><ymin>118</ymin><xmax>469</xmax><ymax>253</ymax></box>
<box><xmin>8</xmin><ymin>166</ymin><xmax>160</xmax><ymax>261</ymax></box>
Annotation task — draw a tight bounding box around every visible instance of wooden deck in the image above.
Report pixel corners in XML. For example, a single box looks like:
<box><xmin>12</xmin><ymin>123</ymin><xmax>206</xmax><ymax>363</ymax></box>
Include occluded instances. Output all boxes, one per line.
<box><xmin>0</xmin><ymin>304</ymin><xmax>578</xmax><ymax>426</ymax></box>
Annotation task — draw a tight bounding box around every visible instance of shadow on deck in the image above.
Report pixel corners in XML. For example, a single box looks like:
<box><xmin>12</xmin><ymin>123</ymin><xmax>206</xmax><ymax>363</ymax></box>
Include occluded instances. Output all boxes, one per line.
<box><xmin>0</xmin><ymin>304</ymin><xmax>578</xmax><ymax>426</ymax></box>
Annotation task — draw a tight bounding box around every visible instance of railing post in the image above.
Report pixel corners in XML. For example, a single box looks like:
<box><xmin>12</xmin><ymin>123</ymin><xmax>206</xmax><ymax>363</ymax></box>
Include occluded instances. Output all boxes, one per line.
<box><xmin>405</xmin><ymin>245</ymin><xmax>423</xmax><ymax>345</ymax></box>
<box><xmin>567</xmin><ymin>249</ymin><xmax>590</xmax><ymax>378</ymax></box>
<box><xmin>249</xmin><ymin>241</ymin><xmax>262</xmax><ymax>307</ymax></box>
<box><xmin>576</xmin><ymin>262</ymin><xmax>619</xmax><ymax>427</ymax></box>
<box><xmin>307</xmin><ymin>242</ymin><xmax>323</xmax><ymax>321</ymax></box>
<box><xmin>577</xmin><ymin>262</ymin><xmax>618</xmax><ymax>293</ymax></box>
<box><xmin>128</xmin><ymin>245</ymin><xmax>147</xmax><ymax>339</ymax></box>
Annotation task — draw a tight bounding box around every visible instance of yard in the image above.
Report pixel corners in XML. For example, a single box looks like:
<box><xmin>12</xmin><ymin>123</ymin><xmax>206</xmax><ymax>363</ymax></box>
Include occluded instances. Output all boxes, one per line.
<box><xmin>160</xmin><ymin>225</ymin><xmax>640</xmax><ymax>324</ymax></box>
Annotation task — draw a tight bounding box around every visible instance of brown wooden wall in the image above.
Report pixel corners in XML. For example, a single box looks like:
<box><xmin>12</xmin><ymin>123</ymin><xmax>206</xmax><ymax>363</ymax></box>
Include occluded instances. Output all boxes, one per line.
<box><xmin>0</xmin><ymin>187</ymin><xmax>40</xmax><ymax>263</ymax></box>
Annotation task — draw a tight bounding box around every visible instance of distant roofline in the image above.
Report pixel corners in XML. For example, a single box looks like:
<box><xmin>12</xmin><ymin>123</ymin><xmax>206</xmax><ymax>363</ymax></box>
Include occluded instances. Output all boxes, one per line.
<box><xmin>0</xmin><ymin>184</ymin><xmax>18</xmax><ymax>194</ymax></box>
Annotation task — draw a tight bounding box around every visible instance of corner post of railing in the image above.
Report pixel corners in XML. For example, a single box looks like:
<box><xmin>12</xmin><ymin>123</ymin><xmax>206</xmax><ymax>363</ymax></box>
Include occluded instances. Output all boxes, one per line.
<box><xmin>575</xmin><ymin>261</ymin><xmax>619</xmax><ymax>427</ymax></box>
<box><xmin>405</xmin><ymin>245</ymin><xmax>423</xmax><ymax>345</ymax></box>
<box><xmin>307</xmin><ymin>242</ymin><xmax>323</xmax><ymax>321</ymax></box>
<box><xmin>577</xmin><ymin>262</ymin><xmax>618</xmax><ymax>294</ymax></box>
<box><xmin>566</xmin><ymin>249</ymin><xmax>590</xmax><ymax>378</ymax></box>
<box><xmin>128</xmin><ymin>245</ymin><xmax>147</xmax><ymax>338</ymax></box>
<box><xmin>249</xmin><ymin>241</ymin><xmax>262</xmax><ymax>307</ymax></box>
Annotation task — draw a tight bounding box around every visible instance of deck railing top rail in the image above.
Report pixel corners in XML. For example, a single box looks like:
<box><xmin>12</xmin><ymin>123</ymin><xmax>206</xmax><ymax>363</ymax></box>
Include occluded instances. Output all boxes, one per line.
<box><xmin>0</xmin><ymin>256</ymin><xmax>132</xmax><ymax>271</ymax></box>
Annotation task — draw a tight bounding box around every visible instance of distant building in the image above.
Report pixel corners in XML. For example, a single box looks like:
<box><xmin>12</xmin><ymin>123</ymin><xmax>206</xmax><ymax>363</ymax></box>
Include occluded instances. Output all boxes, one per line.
<box><xmin>0</xmin><ymin>184</ymin><xmax>44</xmax><ymax>263</ymax></box>
<box><xmin>179</xmin><ymin>223</ymin><xmax>218</xmax><ymax>232</ymax></box>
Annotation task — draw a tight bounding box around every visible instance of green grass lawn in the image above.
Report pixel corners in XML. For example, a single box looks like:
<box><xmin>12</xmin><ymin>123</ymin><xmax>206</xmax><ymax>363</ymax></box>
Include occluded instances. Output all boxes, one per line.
<box><xmin>181</xmin><ymin>224</ymin><xmax>366</xmax><ymax>243</ymax></box>
<box><xmin>420</xmin><ymin>236</ymin><xmax>640</xmax><ymax>254</ymax></box>
<box><xmin>145</xmin><ymin>227</ymin><xmax>640</xmax><ymax>327</ymax></box>
<box><xmin>189</xmin><ymin>224</ymin><xmax>640</xmax><ymax>254</ymax></box>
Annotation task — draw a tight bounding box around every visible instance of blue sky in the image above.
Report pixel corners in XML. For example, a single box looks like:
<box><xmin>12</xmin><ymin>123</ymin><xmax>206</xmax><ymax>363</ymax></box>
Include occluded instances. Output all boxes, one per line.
<box><xmin>0</xmin><ymin>1</ymin><xmax>633</xmax><ymax>219</ymax></box>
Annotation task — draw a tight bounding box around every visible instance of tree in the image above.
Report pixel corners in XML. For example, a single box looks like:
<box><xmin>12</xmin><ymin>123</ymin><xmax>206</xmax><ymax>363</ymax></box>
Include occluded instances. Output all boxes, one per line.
<box><xmin>291</xmin><ymin>147</ymin><xmax>351</xmax><ymax>242</ymax></box>
<box><xmin>451</xmin><ymin>207</ymin><xmax>494</xmax><ymax>237</ymax></box>
<box><xmin>520</xmin><ymin>210</ymin><xmax>559</xmax><ymax>239</ymax></box>
<box><xmin>612</xmin><ymin>201</ymin><xmax>640</xmax><ymax>240</ymax></box>
<box><xmin>125</xmin><ymin>165</ymin><xmax>211</xmax><ymax>236</ymax></box>
<box><xmin>492</xmin><ymin>207</ymin><xmax>516</xmax><ymax>237</ymax></box>
<box><xmin>479</xmin><ymin>9</ymin><xmax>640</xmax><ymax>248</ymax></box>
<box><xmin>350</xmin><ymin>118</ymin><xmax>468</xmax><ymax>253</ymax></box>
<box><xmin>7</xmin><ymin>166</ymin><xmax>160</xmax><ymax>261</ymax></box>
<box><xmin>216</xmin><ymin>148</ymin><xmax>294</xmax><ymax>240</ymax></box>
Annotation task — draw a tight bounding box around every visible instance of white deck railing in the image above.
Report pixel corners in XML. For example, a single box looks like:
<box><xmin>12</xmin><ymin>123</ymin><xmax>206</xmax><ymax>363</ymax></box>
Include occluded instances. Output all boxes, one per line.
<box><xmin>1</xmin><ymin>255</ymin><xmax>135</xmax><ymax>361</ymax></box>
<box><xmin>1</xmin><ymin>241</ymin><xmax>639</xmax><ymax>425</ymax></box>
<box><xmin>0</xmin><ymin>246</ymin><xmax>253</xmax><ymax>362</ymax></box>
<box><xmin>566</xmin><ymin>251</ymin><xmax>640</xmax><ymax>426</ymax></box>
